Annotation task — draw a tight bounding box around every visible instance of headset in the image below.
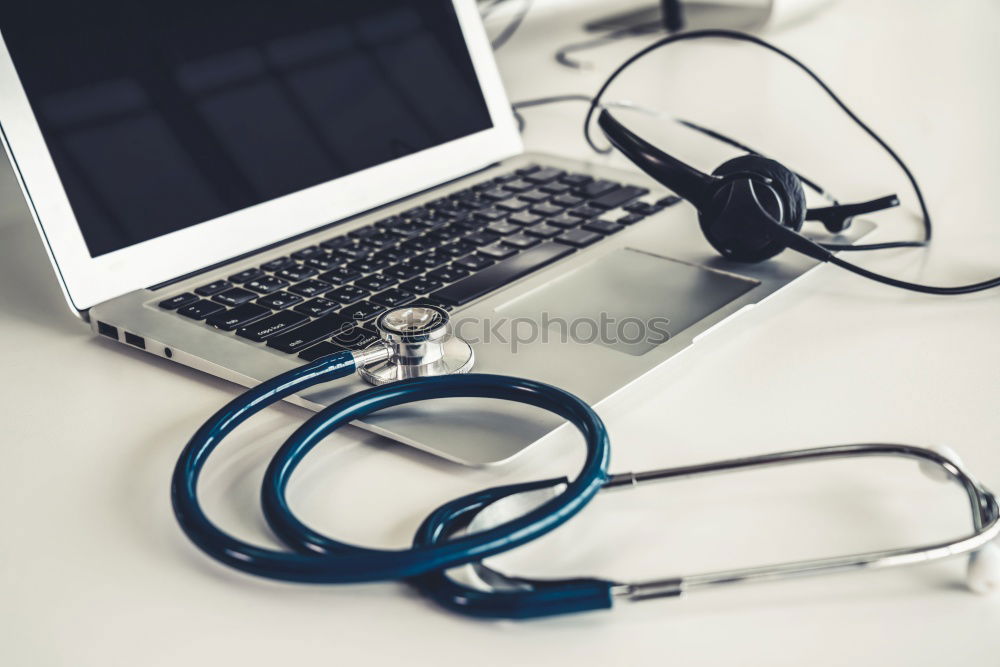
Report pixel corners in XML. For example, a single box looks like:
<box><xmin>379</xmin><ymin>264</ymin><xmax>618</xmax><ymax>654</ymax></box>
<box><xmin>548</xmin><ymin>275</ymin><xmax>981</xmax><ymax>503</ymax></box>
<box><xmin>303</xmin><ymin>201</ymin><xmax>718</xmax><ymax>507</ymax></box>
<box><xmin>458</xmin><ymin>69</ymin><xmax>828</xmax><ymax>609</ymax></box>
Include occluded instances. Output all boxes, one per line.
<box><xmin>587</xmin><ymin>30</ymin><xmax>1000</xmax><ymax>295</ymax></box>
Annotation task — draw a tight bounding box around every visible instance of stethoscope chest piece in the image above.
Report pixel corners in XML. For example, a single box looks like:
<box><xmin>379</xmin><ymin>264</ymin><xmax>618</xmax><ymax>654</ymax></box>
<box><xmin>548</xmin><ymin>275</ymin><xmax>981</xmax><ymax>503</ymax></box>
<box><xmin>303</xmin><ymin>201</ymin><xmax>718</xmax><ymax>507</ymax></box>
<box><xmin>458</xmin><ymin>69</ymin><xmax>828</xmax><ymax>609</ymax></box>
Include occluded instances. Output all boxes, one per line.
<box><xmin>358</xmin><ymin>305</ymin><xmax>474</xmax><ymax>386</ymax></box>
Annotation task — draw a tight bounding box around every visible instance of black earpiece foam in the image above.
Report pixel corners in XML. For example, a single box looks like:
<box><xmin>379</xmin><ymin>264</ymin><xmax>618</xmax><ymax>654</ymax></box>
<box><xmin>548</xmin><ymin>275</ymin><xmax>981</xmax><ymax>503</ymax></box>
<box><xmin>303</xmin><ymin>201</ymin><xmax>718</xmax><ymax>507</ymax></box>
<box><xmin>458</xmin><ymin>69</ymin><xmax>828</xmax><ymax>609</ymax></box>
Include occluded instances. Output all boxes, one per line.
<box><xmin>712</xmin><ymin>155</ymin><xmax>807</xmax><ymax>228</ymax></box>
<box><xmin>699</xmin><ymin>155</ymin><xmax>808</xmax><ymax>262</ymax></box>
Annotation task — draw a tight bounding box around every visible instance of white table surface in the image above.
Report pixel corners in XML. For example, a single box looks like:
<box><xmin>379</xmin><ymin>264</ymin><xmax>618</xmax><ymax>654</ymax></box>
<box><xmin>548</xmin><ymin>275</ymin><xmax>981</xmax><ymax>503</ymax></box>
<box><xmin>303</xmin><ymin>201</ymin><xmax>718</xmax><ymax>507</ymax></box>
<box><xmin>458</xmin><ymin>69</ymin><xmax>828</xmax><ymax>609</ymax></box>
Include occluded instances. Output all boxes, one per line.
<box><xmin>2</xmin><ymin>1</ymin><xmax>999</xmax><ymax>665</ymax></box>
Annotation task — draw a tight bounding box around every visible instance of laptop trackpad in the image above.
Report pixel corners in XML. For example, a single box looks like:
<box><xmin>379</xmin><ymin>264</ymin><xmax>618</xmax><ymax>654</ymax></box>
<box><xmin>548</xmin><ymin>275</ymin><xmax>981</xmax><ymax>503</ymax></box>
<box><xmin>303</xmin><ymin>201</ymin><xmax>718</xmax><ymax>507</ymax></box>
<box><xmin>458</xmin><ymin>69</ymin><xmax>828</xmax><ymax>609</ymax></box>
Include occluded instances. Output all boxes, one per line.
<box><xmin>496</xmin><ymin>248</ymin><xmax>759</xmax><ymax>356</ymax></box>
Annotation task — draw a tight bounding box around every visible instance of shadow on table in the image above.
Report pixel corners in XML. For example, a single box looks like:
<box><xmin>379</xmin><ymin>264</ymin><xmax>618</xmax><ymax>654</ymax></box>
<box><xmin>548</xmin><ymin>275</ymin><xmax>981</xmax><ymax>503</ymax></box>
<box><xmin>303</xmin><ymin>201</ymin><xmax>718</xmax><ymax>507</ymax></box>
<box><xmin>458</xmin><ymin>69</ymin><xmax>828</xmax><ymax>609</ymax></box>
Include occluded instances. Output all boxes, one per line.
<box><xmin>0</xmin><ymin>217</ymin><xmax>83</xmax><ymax>332</ymax></box>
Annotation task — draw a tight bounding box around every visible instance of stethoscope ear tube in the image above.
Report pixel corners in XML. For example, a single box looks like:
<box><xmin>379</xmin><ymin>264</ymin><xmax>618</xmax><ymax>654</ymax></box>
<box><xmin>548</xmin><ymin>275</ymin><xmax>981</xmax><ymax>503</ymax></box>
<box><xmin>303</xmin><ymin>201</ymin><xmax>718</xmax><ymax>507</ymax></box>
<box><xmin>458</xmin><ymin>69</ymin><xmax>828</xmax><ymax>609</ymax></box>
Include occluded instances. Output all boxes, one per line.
<box><xmin>257</xmin><ymin>374</ymin><xmax>611</xmax><ymax>582</ymax></box>
<box><xmin>172</xmin><ymin>356</ymin><xmax>612</xmax><ymax>583</ymax></box>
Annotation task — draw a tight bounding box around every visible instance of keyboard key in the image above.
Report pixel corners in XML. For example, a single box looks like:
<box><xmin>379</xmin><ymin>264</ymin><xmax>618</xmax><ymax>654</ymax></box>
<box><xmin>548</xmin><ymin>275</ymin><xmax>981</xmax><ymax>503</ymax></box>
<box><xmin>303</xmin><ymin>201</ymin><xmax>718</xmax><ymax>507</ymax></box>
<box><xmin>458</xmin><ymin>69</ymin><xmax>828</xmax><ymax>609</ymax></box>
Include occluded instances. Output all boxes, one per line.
<box><xmin>399</xmin><ymin>236</ymin><xmax>437</xmax><ymax>253</ymax></box>
<box><xmin>547</xmin><ymin>213</ymin><xmax>583</xmax><ymax>228</ymax></box>
<box><xmin>402</xmin><ymin>206</ymin><xmax>428</xmax><ymax>220</ymax></box>
<box><xmin>329</xmin><ymin>285</ymin><xmax>371</xmax><ymax>304</ymax></box>
<box><xmin>266</xmin><ymin>313</ymin><xmax>353</xmax><ymax>354</ymax></box>
<box><xmin>580</xmin><ymin>179</ymin><xmax>619</xmax><ymax>198</ymax></box>
<box><xmin>465</xmin><ymin>231</ymin><xmax>500</xmax><ymax>246</ymax></box>
<box><xmin>291</xmin><ymin>246</ymin><xmax>322</xmax><ymax>260</ymax></box>
<box><xmin>349</xmin><ymin>226</ymin><xmax>378</xmax><ymax>239</ymax></box>
<box><xmin>356</xmin><ymin>274</ymin><xmax>397</xmax><ymax>292</ymax></box>
<box><xmin>158</xmin><ymin>293</ymin><xmax>198</xmax><ymax>310</ymax></box>
<box><xmin>341</xmin><ymin>300</ymin><xmax>385</xmax><ymax>322</ymax></box>
<box><xmin>524</xmin><ymin>167</ymin><xmax>564</xmax><ymax>184</ymax></box>
<box><xmin>529</xmin><ymin>203</ymin><xmax>563</xmax><ymax>217</ymax></box>
<box><xmin>555</xmin><ymin>228</ymin><xmax>602</xmax><ymax>248</ymax></box>
<box><xmin>376</xmin><ymin>215</ymin><xmax>405</xmax><ymax>229</ymax></box>
<box><xmin>383</xmin><ymin>262</ymin><xmax>424</xmax><ymax>280</ymax></box>
<box><xmin>411</xmin><ymin>252</ymin><xmax>450</xmax><ymax>269</ymax></box>
<box><xmin>212</xmin><ymin>287</ymin><xmax>257</xmax><ymax>306</ymax></box>
<box><xmin>487</xmin><ymin>220</ymin><xmax>521</xmax><ymax>235</ymax></box>
<box><xmin>481</xmin><ymin>187</ymin><xmax>512</xmax><ymax>202</ymax></box>
<box><xmin>367</xmin><ymin>231</ymin><xmax>398</xmax><ymax>247</ymax></box>
<box><xmin>442</xmin><ymin>240</ymin><xmax>478</xmax><ymax>257</ymax></box>
<box><xmin>276</xmin><ymin>265</ymin><xmax>316</xmax><ymax>282</ymax></box>
<box><xmin>473</xmin><ymin>208</ymin><xmax>506</xmax><ymax>222</ymax></box>
<box><xmin>370</xmin><ymin>288</ymin><xmax>416</xmax><ymax>308</ymax></box>
<box><xmin>519</xmin><ymin>189</ymin><xmax>551</xmax><ymax>203</ymax></box>
<box><xmin>502</xmin><ymin>233</ymin><xmax>540</xmax><ymax>249</ymax></box>
<box><xmin>509</xmin><ymin>211</ymin><xmax>542</xmax><ymax>226</ymax></box>
<box><xmin>207</xmin><ymin>303</ymin><xmax>270</xmax><ymax>331</ymax></box>
<box><xmin>427</xmin><ymin>265</ymin><xmax>470</xmax><ymax>283</ymax></box>
<box><xmin>294</xmin><ymin>297</ymin><xmax>340</xmax><ymax>318</ymax></box>
<box><xmin>402</xmin><ymin>276</ymin><xmax>444</xmax><ymax>294</ymax></box>
<box><xmin>330</xmin><ymin>326</ymin><xmax>381</xmax><ymax>350</ymax></box>
<box><xmin>320</xmin><ymin>236</ymin><xmax>351</xmax><ymax>251</ymax></box>
<box><xmin>229</xmin><ymin>268</ymin><xmax>264</xmax><ymax>284</ymax></box>
<box><xmin>657</xmin><ymin>195</ymin><xmax>682</xmax><ymax>207</ymax></box>
<box><xmin>195</xmin><ymin>280</ymin><xmax>231</xmax><ymax>296</ymax></box>
<box><xmin>515</xmin><ymin>164</ymin><xmax>540</xmax><ymax>175</ymax></box>
<box><xmin>338</xmin><ymin>243</ymin><xmax>375</xmax><ymax>259</ymax></box>
<box><xmin>245</xmin><ymin>275</ymin><xmax>290</xmax><ymax>294</ymax></box>
<box><xmin>624</xmin><ymin>201</ymin><xmax>657</xmax><ymax>214</ymax></box>
<box><xmin>591</xmin><ymin>185</ymin><xmax>649</xmax><ymax>210</ymax></box>
<box><xmin>552</xmin><ymin>193</ymin><xmax>584</xmax><ymax>207</ymax></box>
<box><xmin>257</xmin><ymin>292</ymin><xmax>303</xmax><ymax>310</ymax></box>
<box><xmin>569</xmin><ymin>205</ymin><xmax>603</xmax><ymax>219</ymax></box>
<box><xmin>299</xmin><ymin>341</ymin><xmax>344</xmax><ymax>362</ymax></box>
<box><xmin>318</xmin><ymin>267</ymin><xmax>362</xmax><ymax>285</ymax></box>
<box><xmin>260</xmin><ymin>256</ymin><xmax>294</xmax><ymax>272</ymax></box>
<box><xmin>539</xmin><ymin>182</ymin><xmax>570</xmax><ymax>195</ymax></box>
<box><xmin>454</xmin><ymin>254</ymin><xmax>494</xmax><ymax>271</ymax></box>
<box><xmin>373</xmin><ymin>247</ymin><xmax>406</xmax><ymax>263</ymax></box>
<box><xmin>478</xmin><ymin>242</ymin><xmax>518</xmax><ymax>260</ymax></box>
<box><xmin>561</xmin><ymin>172</ymin><xmax>593</xmax><ymax>186</ymax></box>
<box><xmin>178</xmin><ymin>299</ymin><xmax>226</xmax><ymax>320</ymax></box>
<box><xmin>432</xmin><ymin>242</ymin><xmax>575</xmax><ymax>306</ymax></box>
<box><xmin>287</xmin><ymin>279</ymin><xmax>331</xmax><ymax>298</ymax></box>
<box><xmin>503</xmin><ymin>179</ymin><xmax>533</xmax><ymax>192</ymax></box>
<box><xmin>496</xmin><ymin>198</ymin><xmax>529</xmax><ymax>212</ymax></box>
<box><xmin>583</xmin><ymin>219</ymin><xmax>625</xmax><ymax>235</ymax></box>
<box><xmin>423</xmin><ymin>230</ymin><xmax>453</xmax><ymax>245</ymax></box>
<box><xmin>617</xmin><ymin>213</ymin><xmax>646</xmax><ymax>225</ymax></box>
<box><xmin>524</xmin><ymin>224</ymin><xmax>562</xmax><ymax>239</ymax></box>
<box><xmin>304</xmin><ymin>254</ymin><xmax>341</xmax><ymax>271</ymax></box>
<box><xmin>236</xmin><ymin>310</ymin><xmax>308</xmax><ymax>342</ymax></box>
<box><xmin>348</xmin><ymin>257</ymin><xmax>389</xmax><ymax>273</ymax></box>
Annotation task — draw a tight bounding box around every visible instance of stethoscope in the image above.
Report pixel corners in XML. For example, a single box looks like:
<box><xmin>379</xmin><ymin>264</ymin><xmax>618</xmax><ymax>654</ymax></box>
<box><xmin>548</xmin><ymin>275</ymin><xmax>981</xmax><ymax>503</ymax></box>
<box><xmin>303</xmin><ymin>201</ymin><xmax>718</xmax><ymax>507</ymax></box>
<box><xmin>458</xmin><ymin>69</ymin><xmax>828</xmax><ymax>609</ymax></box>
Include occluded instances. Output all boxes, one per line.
<box><xmin>172</xmin><ymin>305</ymin><xmax>1000</xmax><ymax>616</ymax></box>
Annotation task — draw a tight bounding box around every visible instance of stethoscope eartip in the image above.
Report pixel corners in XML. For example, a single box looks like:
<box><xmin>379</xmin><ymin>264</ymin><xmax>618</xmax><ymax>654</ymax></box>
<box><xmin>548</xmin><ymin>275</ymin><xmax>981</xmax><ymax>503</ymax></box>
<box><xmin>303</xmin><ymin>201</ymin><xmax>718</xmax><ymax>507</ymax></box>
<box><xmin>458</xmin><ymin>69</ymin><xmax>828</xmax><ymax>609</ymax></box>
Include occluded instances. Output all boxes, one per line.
<box><xmin>966</xmin><ymin>543</ymin><xmax>1000</xmax><ymax>595</ymax></box>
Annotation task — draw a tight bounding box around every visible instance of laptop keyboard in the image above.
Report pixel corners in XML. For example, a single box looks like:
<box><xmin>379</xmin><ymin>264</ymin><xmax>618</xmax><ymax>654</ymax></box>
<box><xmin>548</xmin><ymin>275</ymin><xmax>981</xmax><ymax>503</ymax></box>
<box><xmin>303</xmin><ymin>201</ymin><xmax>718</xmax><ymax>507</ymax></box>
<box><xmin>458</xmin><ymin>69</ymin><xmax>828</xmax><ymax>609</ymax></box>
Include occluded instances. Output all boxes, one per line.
<box><xmin>156</xmin><ymin>164</ymin><xmax>680</xmax><ymax>361</ymax></box>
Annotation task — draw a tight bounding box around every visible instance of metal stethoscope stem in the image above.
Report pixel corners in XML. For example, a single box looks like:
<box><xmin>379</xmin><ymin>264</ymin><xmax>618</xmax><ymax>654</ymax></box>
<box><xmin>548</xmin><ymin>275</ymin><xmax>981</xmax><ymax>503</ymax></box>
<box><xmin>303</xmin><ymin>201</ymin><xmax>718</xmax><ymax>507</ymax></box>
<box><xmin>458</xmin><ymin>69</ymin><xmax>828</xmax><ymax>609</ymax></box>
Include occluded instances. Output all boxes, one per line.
<box><xmin>407</xmin><ymin>443</ymin><xmax>999</xmax><ymax>618</ymax></box>
<box><xmin>603</xmin><ymin>444</ymin><xmax>999</xmax><ymax>601</ymax></box>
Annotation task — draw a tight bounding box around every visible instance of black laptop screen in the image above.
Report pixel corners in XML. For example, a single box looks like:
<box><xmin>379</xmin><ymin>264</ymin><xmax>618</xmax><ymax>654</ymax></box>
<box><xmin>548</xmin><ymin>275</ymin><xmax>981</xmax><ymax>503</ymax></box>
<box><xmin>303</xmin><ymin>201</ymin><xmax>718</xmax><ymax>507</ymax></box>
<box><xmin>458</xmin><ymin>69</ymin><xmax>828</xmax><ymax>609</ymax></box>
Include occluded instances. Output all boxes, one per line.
<box><xmin>0</xmin><ymin>1</ymin><xmax>493</xmax><ymax>257</ymax></box>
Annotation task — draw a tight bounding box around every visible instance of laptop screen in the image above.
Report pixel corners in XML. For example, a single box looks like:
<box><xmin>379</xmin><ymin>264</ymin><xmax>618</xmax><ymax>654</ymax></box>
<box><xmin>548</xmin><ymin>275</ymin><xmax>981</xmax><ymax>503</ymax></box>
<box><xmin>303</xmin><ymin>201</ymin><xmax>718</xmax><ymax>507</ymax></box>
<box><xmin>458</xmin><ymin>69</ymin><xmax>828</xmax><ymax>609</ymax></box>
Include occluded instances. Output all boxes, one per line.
<box><xmin>0</xmin><ymin>1</ymin><xmax>493</xmax><ymax>258</ymax></box>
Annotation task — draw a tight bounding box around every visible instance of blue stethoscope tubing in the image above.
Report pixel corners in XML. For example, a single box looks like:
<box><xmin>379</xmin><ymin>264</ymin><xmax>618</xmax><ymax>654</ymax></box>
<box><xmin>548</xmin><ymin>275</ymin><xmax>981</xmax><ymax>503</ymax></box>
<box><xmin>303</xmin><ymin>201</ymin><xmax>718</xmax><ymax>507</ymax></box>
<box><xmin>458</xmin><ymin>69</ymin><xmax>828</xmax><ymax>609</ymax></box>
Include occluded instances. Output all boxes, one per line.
<box><xmin>171</xmin><ymin>349</ymin><xmax>611</xmax><ymax>583</ymax></box>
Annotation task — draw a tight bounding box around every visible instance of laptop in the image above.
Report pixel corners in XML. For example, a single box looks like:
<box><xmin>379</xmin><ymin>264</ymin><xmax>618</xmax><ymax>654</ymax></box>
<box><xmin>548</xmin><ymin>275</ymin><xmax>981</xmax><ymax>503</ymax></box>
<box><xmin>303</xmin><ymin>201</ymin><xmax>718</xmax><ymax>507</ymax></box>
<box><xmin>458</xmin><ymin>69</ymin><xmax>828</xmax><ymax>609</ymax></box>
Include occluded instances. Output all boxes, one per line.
<box><xmin>0</xmin><ymin>0</ymin><xmax>867</xmax><ymax>465</ymax></box>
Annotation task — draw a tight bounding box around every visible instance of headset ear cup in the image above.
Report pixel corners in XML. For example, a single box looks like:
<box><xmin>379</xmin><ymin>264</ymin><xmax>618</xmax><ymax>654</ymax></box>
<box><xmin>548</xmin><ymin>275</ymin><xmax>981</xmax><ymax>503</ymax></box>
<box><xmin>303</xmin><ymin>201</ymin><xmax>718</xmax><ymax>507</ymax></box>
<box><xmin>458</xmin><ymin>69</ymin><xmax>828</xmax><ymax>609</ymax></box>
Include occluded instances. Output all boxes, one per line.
<box><xmin>713</xmin><ymin>155</ymin><xmax>807</xmax><ymax>229</ymax></box>
<box><xmin>699</xmin><ymin>155</ymin><xmax>808</xmax><ymax>263</ymax></box>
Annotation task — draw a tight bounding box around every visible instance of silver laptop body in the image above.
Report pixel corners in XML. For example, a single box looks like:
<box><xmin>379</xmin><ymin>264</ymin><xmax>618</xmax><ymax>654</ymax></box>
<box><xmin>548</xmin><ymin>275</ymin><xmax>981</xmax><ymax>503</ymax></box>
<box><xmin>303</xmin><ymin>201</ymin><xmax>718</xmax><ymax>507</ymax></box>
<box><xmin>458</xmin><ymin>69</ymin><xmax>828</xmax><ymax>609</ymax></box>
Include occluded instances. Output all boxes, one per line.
<box><xmin>0</xmin><ymin>0</ymin><xmax>867</xmax><ymax>465</ymax></box>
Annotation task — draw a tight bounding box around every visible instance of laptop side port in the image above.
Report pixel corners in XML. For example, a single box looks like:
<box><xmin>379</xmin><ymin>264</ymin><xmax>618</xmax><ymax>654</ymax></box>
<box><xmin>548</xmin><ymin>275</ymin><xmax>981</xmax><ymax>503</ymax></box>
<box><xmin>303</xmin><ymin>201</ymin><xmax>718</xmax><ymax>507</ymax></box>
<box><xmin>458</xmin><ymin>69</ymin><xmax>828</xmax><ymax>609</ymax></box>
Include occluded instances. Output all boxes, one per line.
<box><xmin>124</xmin><ymin>332</ymin><xmax>146</xmax><ymax>349</ymax></box>
<box><xmin>97</xmin><ymin>321</ymin><xmax>119</xmax><ymax>340</ymax></box>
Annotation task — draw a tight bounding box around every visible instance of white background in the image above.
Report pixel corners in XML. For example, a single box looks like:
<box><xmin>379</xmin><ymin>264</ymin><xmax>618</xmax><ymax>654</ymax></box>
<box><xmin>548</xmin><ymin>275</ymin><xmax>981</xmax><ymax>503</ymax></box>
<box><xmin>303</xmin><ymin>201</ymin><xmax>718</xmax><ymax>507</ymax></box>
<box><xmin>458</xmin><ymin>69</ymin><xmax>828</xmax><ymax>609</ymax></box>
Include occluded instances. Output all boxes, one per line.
<box><xmin>1</xmin><ymin>0</ymin><xmax>999</xmax><ymax>665</ymax></box>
